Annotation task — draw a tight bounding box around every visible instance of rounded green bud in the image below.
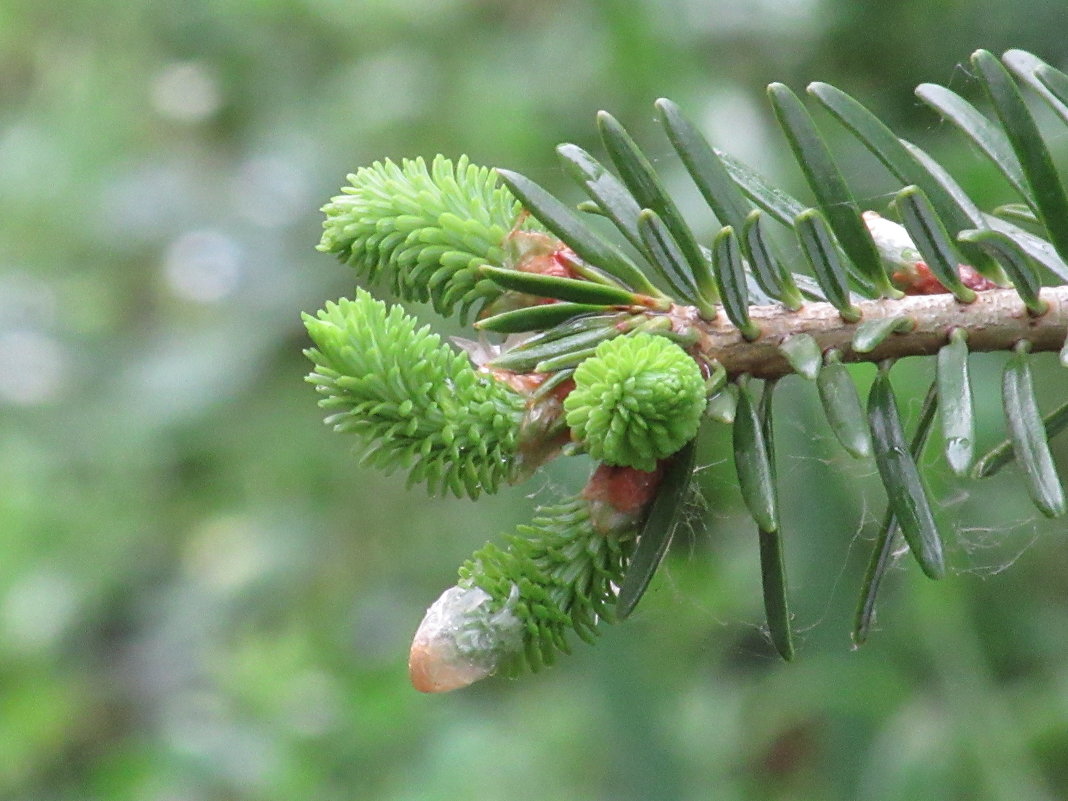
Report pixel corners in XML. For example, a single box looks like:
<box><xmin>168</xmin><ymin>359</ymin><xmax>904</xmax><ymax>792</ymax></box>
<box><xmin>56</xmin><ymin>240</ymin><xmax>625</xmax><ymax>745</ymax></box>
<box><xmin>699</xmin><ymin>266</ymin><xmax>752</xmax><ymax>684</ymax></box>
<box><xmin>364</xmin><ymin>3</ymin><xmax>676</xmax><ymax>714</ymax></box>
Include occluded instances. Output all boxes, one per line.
<box><xmin>564</xmin><ymin>333</ymin><xmax>706</xmax><ymax>471</ymax></box>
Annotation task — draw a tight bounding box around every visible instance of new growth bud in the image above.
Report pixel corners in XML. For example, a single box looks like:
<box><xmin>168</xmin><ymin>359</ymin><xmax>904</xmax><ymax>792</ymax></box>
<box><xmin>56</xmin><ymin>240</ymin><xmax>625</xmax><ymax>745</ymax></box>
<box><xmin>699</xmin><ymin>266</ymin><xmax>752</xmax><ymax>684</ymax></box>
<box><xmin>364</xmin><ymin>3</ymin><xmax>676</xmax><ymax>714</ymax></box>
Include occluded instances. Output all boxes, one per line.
<box><xmin>564</xmin><ymin>332</ymin><xmax>707</xmax><ymax>471</ymax></box>
<box><xmin>318</xmin><ymin>156</ymin><xmax>523</xmax><ymax>319</ymax></box>
<box><xmin>863</xmin><ymin>211</ymin><xmax>996</xmax><ymax>295</ymax></box>
<box><xmin>408</xmin><ymin>585</ymin><xmax>523</xmax><ymax>693</ymax></box>
<box><xmin>863</xmin><ymin>211</ymin><xmax>922</xmax><ymax>270</ymax></box>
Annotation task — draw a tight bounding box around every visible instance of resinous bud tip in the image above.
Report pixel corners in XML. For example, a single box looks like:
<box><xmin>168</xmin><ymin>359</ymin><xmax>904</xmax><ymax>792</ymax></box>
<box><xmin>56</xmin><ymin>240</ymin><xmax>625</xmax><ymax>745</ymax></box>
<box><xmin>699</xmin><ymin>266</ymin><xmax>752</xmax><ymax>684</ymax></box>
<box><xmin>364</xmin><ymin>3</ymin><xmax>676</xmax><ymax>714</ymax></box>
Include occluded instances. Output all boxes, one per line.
<box><xmin>408</xmin><ymin>585</ymin><xmax>522</xmax><ymax>693</ymax></box>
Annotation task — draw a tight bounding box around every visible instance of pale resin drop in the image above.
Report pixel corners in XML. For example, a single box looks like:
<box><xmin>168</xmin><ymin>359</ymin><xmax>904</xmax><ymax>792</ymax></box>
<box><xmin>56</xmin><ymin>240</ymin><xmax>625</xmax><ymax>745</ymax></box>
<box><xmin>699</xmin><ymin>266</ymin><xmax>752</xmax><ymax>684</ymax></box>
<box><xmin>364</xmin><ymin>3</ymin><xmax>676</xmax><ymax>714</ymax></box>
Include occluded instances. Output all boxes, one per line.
<box><xmin>408</xmin><ymin>585</ymin><xmax>522</xmax><ymax>693</ymax></box>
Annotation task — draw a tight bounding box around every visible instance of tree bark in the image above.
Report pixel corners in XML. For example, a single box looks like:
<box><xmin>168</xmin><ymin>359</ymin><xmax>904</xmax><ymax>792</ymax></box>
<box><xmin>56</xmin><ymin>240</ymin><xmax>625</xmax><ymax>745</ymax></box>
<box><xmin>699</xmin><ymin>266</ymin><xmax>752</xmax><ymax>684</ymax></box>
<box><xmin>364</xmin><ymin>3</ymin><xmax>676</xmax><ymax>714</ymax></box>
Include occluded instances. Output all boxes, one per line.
<box><xmin>683</xmin><ymin>286</ymin><xmax>1068</xmax><ymax>378</ymax></box>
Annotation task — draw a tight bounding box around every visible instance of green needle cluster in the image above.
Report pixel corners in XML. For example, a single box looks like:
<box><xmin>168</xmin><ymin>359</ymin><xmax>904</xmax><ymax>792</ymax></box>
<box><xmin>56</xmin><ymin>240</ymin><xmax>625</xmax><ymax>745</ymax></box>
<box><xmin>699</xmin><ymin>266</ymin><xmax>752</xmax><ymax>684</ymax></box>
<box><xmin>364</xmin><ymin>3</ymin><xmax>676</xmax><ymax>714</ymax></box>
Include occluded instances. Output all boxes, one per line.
<box><xmin>458</xmin><ymin>497</ymin><xmax>633</xmax><ymax>674</ymax></box>
<box><xmin>303</xmin><ymin>290</ymin><xmax>527</xmax><ymax>498</ymax></box>
<box><xmin>564</xmin><ymin>333</ymin><xmax>707</xmax><ymax>471</ymax></box>
<box><xmin>318</xmin><ymin>155</ymin><xmax>522</xmax><ymax>319</ymax></box>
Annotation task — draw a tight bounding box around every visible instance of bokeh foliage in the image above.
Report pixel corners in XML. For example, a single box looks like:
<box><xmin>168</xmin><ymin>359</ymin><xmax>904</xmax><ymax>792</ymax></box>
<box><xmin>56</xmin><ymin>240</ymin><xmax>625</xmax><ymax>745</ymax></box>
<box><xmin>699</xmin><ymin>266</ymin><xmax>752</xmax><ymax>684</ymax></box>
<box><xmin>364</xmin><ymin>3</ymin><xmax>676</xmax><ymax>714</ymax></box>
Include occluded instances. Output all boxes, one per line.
<box><xmin>3</xmin><ymin>1</ymin><xmax>1068</xmax><ymax>799</ymax></box>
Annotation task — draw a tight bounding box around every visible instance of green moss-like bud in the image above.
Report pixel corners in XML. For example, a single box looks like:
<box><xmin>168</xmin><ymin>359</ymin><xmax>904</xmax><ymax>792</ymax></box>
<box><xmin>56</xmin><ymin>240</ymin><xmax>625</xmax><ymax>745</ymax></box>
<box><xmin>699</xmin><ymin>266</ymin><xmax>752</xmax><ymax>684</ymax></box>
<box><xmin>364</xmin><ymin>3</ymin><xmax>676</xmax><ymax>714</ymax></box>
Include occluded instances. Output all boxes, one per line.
<box><xmin>318</xmin><ymin>155</ymin><xmax>522</xmax><ymax>320</ymax></box>
<box><xmin>564</xmin><ymin>333</ymin><xmax>706</xmax><ymax>471</ymax></box>
<box><xmin>303</xmin><ymin>290</ymin><xmax>526</xmax><ymax>498</ymax></box>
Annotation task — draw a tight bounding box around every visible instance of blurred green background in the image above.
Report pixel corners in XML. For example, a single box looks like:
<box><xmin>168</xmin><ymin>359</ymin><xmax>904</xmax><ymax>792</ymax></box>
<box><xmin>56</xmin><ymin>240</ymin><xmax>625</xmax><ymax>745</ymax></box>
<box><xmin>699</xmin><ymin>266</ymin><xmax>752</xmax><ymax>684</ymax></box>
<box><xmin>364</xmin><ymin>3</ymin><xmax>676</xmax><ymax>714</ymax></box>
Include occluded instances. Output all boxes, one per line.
<box><xmin>4</xmin><ymin>1</ymin><xmax>1068</xmax><ymax>799</ymax></box>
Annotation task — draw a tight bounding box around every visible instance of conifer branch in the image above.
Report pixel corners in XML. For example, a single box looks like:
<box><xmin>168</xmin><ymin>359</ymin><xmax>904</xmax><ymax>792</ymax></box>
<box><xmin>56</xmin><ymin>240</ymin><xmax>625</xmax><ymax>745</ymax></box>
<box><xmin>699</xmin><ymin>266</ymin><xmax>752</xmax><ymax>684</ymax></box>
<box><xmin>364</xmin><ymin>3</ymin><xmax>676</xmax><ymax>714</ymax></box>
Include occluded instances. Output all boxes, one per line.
<box><xmin>304</xmin><ymin>47</ymin><xmax>1068</xmax><ymax>691</ymax></box>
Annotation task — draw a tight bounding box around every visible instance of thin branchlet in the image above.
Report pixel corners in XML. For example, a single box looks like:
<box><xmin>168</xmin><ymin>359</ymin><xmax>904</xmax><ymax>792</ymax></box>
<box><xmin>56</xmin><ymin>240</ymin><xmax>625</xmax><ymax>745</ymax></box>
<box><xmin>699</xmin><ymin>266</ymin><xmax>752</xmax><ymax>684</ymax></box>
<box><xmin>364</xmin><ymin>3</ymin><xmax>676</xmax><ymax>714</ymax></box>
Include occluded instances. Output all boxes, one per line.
<box><xmin>686</xmin><ymin>286</ymin><xmax>1068</xmax><ymax>379</ymax></box>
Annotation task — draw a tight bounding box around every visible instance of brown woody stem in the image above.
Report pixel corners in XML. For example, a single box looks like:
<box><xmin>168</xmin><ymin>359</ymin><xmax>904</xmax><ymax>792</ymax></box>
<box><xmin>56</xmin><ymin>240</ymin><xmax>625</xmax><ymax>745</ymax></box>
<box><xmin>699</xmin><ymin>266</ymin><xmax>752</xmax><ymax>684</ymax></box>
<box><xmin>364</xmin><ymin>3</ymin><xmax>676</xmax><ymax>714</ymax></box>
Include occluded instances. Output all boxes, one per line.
<box><xmin>682</xmin><ymin>286</ymin><xmax>1068</xmax><ymax>379</ymax></box>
